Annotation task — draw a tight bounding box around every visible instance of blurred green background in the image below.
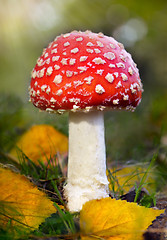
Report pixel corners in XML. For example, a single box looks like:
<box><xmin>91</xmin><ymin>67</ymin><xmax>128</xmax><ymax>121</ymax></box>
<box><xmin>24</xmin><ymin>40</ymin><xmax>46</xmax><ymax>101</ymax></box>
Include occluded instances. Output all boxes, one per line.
<box><xmin>0</xmin><ymin>0</ymin><xmax>167</xmax><ymax>168</ymax></box>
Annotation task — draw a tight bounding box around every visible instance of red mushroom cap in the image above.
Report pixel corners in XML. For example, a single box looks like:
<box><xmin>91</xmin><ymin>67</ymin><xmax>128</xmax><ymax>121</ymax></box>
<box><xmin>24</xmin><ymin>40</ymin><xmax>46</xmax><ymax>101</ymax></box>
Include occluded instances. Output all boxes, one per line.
<box><xmin>29</xmin><ymin>30</ymin><xmax>143</xmax><ymax>113</ymax></box>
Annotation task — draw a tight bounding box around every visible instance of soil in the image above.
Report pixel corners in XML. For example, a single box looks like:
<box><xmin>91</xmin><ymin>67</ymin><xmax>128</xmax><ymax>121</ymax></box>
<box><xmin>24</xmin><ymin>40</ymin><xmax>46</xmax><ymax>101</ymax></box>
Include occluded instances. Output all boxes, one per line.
<box><xmin>144</xmin><ymin>196</ymin><xmax>167</xmax><ymax>240</ymax></box>
<box><xmin>120</xmin><ymin>189</ymin><xmax>167</xmax><ymax>240</ymax></box>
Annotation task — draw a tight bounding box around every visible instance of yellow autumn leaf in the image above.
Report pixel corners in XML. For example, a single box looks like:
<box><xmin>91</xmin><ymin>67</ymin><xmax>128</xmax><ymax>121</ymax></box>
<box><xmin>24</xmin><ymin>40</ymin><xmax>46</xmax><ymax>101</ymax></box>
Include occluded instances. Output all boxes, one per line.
<box><xmin>0</xmin><ymin>166</ymin><xmax>56</xmax><ymax>234</ymax></box>
<box><xmin>107</xmin><ymin>165</ymin><xmax>156</xmax><ymax>194</ymax></box>
<box><xmin>10</xmin><ymin>124</ymin><xmax>68</xmax><ymax>165</ymax></box>
<box><xmin>80</xmin><ymin>197</ymin><xmax>164</xmax><ymax>240</ymax></box>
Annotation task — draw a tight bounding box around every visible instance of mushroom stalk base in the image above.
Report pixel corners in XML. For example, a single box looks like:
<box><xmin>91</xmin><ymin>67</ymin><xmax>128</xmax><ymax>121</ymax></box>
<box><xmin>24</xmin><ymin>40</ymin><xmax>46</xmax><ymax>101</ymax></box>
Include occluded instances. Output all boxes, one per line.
<box><xmin>64</xmin><ymin>111</ymin><xmax>109</xmax><ymax>212</ymax></box>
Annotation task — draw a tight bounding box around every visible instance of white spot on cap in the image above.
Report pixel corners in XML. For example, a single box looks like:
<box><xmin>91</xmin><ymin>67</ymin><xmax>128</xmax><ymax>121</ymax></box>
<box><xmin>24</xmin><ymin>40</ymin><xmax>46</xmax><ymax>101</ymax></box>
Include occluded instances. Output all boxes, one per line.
<box><xmin>52</xmin><ymin>56</ymin><xmax>60</xmax><ymax>62</ymax></box>
<box><xmin>128</xmin><ymin>67</ymin><xmax>134</xmax><ymax>75</ymax></box>
<box><xmin>80</xmin><ymin>56</ymin><xmax>88</xmax><ymax>62</ymax></box>
<box><xmin>94</xmin><ymin>48</ymin><xmax>101</xmax><ymax>53</ymax></box>
<box><xmin>87</xmin><ymin>42</ymin><xmax>94</xmax><ymax>47</ymax></box>
<box><xmin>77</xmin><ymin>66</ymin><xmax>87</xmax><ymax>72</ymax></box>
<box><xmin>73</xmin><ymin>80</ymin><xmax>84</xmax><ymax>87</ymax></box>
<box><xmin>34</xmin><ymin>81</ymin><xmax>38</xmax><ymax>87</ymax></box>
<box><xmin>113</xmin><ymin>99</ymin><xmax>119</xmax><ymax>105</ymax></box>
<box><xmin>121</xmin><ymin>73</ymin><xmax>128</xmax><ymax>81</ymax></box>
<box><xmin>110</xmin><ymin>43</ymin><xmax>116</xmax><ymax>49</ymax></box>
<box><xmin>54</xmin><ymin>64</ymin><xmax>60</xmax><ymax>70</ymax></box>
<box><xmin>69</xmin><ymin>98</ymin><xmax>81</xmax><ymax>104</ymax></box>
<box><xmin>64</xmin><ymin>42</ymin><xmax>70</xmax><ymax>47</ymax></box>
<box><xmin>50</xmin><ymin>97</ymin><xmax>56</xmax><ymax>103</ymax></box>
<box><xmin>51</xmin><ymin>49</ymin><xmax>57</xmax><ymax>54</ymax></box>
<box><xmin>86</xmin><ymin>49</ymin><xmax>94</xmax><ymax>53</ymax></box>
<box><xmin>53</xmin><ymin>74</ymin><xmax>63</xmax><ymax>84</ymax></box>
<box><xmin>97</xmin><ymin>41</ymin><xmax>104</xmax><ymax>47</ymax></box>
<box><xmin>57</xmin><ymin>109</ymin><xmax>66</xmax><ymax>114</ymax></box>
<box><xmin>85</xmin><ymin>30</ymin><xmax>91</xmax><ymax>34</ymax></box>
<box><xmin>53</xmin><ymin>43</ymin><xmax>58</xmax><ymax>48</ymax></box>
<box><xmin>74</xmin><ymin>80</ymin><xmax>84</xmax><ymax>86</ymax></box>
<box><xmin>97</xmin><ymin>106</ymin><xmax>106</xmax><ymax>111</ymax></box>
<box><xmin>96</xmin><ymin>69</ymin><xmax>104</xmax><ymax>75</ymax></box>
<box><xmin>83</xmin><ymin>91</ymin><xmax>91</xmax><ymax>97</ymax></box>
<box><xmin>95</xmin><ymin>84</ymin><xmax>105</xmax><ymax>94</ymax></box>
<box><xmin>31</xmin><ymin>70</ymin><xmax>37</xmax><ymax>79</ymax></box>
<box><xmin>87</xmin><ymin>62</ymin><xmax>92</xmax><ymax>67</ymax></box>
<box><xmin>104</xmin><ymin>52</ymin><xmax>115</xmax><ymax>60</ymax></box>
<box><xmin>46</xmin><ymin>86</ymin><xmax>51</xmax><ymax>94</ymax></box>
<box><xmin>42</xmin><ymin>48</ymin><xmax>46</xmax><ymax>55</ymax></box>
<box><xmin>92</xmin><ymin>57</ymin><xmax>106</xmax><ymax>65</ymax></box>
<box><xmin>109</xmin><ymin>64</ymin><xmax>116</xmax><ymax>68</ymax></box>
<box><xmin>31</xmin><ymin>91</ymin><xmax>36</xmax><ymax>98</ymax></box>
<box><xmin>46</xmin><ymin>67</ymin><xmax>53</xmax><ymax>76</ymax></box>
<box><xmin>84</xmin><ymin>106</ymin><xmax>93</xmax><ymax>112</ymax></box>
<box><xmin>137</xmin><ymin>82</ymin><xmax>143</xmax><ymax>91</ymax></box>
<box><xmin>37</xmin><ymin>58</ymin><xmax>44</xmax><ymax>66</ymax></box>
<box><xmin>84</xmin><ymin>76</ymin><xmax>94</xmax><ymax>85</ymax></box>
<box><xmin>36</xmin><ymin>90</ymin><xmax>40</xmax><ymax>96</ymax></box>
<box><xmin>98</xmin><ymin>32</ymin><xmax>104</xmax><ymax>38</ymax></box>
<box><xmin>69</xmin><ymin>58</ymin><xmax>76</xmax><ymax>65</ymax></box>
<box><xmin>31</xmin><ymin>89</ymin><xmax>36</xmax><ymax>97</ymax></box>
<box><xmin>105</xmin><ymin>73</ymin><xmax>114</xmax><ymax>83</ymax></box>
<box><xmin>116</xmin><ymin>62</ymin><xmax>125</xmax><ymax>68</ymax></box>
<box><xmin>116</xmin><ymin>81</ymin><xmax>122</xmax><ymax>88</ymax></box>
<box><xmin>64</xmin><ymin>83</ymin><xmax>72</xmax><ymax>89</ymax></box>
<box><xmin>38</xmin><ymin>68</ymin><xmax>45</xmax><ymax>78</ymax></box>
<box><xmin>54</xmin><ymin>36</ymin><xmax>58</xmax><ymax>41</ymax></box>
<box><xmin>44</xmin><ymin>52</ymin><xmax>49</xmax><ymax>58</ymax></box>
<box><xmin>123</xmin><ymin>94</ymin><xmax>129</xmax><ymax>100</ymax></box>
<box><xmin>126</xmin><ymin>106</ymin><xmax>136</xmax><ymax>112</ymax></box>
<box><xmin>120</xmin><ymin>54</ymin><xmax>126</xmax><ymax>62</ymax></box>
<box><xmin>46</xmin><ymin>108</ymin><xmax>55</xmax><ymax>113</ymax></box>
<box><xmin>71</xmin><ymin>48</ymin><xmax>79</xmax><ymax>54</ymax></box>
<box><xmin>61</xmin><ymin>58</ymin><xmax>68</xmax><ymax>65</ymax></box>
<box><xmin>76</xmin><ymin>37</ymin><xmax>83</xmax><ymax>41</ymax></box>
<box><xmin>118</xmin><ymin>42</ymin><xmax>124</xmax><ymax>49</ymax></box>
<box><xmin>114</xmin><ymin>72</ymin><xmax>119</xmax><ymax>78</ymax></box>
<box><xmin>63</xmin><ymin>33</ymin><xmax>70</xmax><ymax>38</ymax></box>
<box><xmin>66</xmin><ymin>70</ymin><xmax>73</xmax><ymax>77</ymax></box>
<box><xmin>72</xmin><ymin>105</ymin><xmax>80</xmax><ymax>112</ymax></box>
<box><xmin>41</xmin><ymin>85</ymin><xmax>47</xmax><ymax>92</ymax></box>
<box><xmin>56</xmin><ymin>89</ymin><xmax>63</xmax><ymax>96</ymax></box>
<box><xmin>130</xmin><ymin>83</ymin><xmax>137</xmax><ymax>93</ymax></box>
<box><xmin>45</xmin><ymin>58</ymin><xmax>50</xmax><ymax>64</ymax></box>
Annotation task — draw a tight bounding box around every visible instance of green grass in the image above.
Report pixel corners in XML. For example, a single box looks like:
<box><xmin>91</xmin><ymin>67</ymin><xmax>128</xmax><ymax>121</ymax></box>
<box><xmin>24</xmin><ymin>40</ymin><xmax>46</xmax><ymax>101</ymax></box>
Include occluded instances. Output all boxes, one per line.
<box><xmin>107</xmin><ymin>158</ymin><xmax>157</xmax><ymax>207</ymax></box>
<box><xmin>0</xmin><ymin>93</ymin><xmax>167</xmax><ymax>239</ymax></box>
<box><xmin>0</xmin><ymin>160</ymin><xmax>164</xmax><ymax>239</ymax></box>
<box><xmin>0</xmin><ymin>149</ymin><xmax>161</xmax><ymax>239</ymax></box>
<box><xmin>133</xmin><ymin>154</ymin><xmax>157</xmax><ymax>204</ymax></box>
<box><xmin>0</xmin><ymin>151</ymin><xmax>79</xmax><ymax>239</ymax></box>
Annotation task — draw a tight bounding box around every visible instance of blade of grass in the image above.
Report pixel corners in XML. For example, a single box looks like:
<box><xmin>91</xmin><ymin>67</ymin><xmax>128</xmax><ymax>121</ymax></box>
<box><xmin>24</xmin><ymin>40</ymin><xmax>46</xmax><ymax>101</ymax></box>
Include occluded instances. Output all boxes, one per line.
<box><xmin>134</xmin><ymin>153</ymin><xmax>157</xmax><ymax>203</ymax></box>
<box><xmin>53</xmin><ymin>203</ymin><xmax>76</xmax><ymax>234</ymax></box>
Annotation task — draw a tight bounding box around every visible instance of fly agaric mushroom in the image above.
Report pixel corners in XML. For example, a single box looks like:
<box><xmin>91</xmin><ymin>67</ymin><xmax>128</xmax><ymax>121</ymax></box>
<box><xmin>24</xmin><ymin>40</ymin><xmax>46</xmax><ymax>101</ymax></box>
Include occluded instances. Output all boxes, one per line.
<box><xmin>29</xmin><ymin>30</ymin><xmax>143</xmax><ymax>212</ymax></box>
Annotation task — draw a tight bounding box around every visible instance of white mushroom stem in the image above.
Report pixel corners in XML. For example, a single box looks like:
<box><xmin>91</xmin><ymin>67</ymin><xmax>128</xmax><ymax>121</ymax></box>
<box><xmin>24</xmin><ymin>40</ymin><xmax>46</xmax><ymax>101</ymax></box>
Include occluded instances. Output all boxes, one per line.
<box><xmin>64</xmin><ymin>111</ymin><xmax>109</xmax><ymax>212</ymax></box>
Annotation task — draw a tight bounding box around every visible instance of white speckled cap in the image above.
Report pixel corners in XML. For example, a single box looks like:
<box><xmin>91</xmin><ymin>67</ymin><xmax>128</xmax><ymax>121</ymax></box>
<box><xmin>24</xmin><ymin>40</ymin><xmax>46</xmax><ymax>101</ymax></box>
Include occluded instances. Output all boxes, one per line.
<box><xmin>29</xmin><ymin>30</ymin><xmax>143</xmax><ymax>113</ymax></box>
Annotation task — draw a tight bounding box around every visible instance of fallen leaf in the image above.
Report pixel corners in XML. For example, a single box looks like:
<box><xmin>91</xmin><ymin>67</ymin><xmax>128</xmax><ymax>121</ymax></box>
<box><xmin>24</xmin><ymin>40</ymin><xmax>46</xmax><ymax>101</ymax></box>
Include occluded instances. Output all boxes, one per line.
<box><xmin>80</xmin><ymin>197</ymin><xmax>164</xmax><ymax>240</ymax></box>
<box><xmin>10</xmin><ymin>124</ymin><xmax>68</xmax><ymax>165</ymax></box>
<box><xmin>0</xmin><ymin>166</ymin><xmax>56</xmax><ymax>235</ymax></box>
<box><xmin>107</xmin><ymin>165</ymin><xmax>156</xmax><ymax>194</ymax></box>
